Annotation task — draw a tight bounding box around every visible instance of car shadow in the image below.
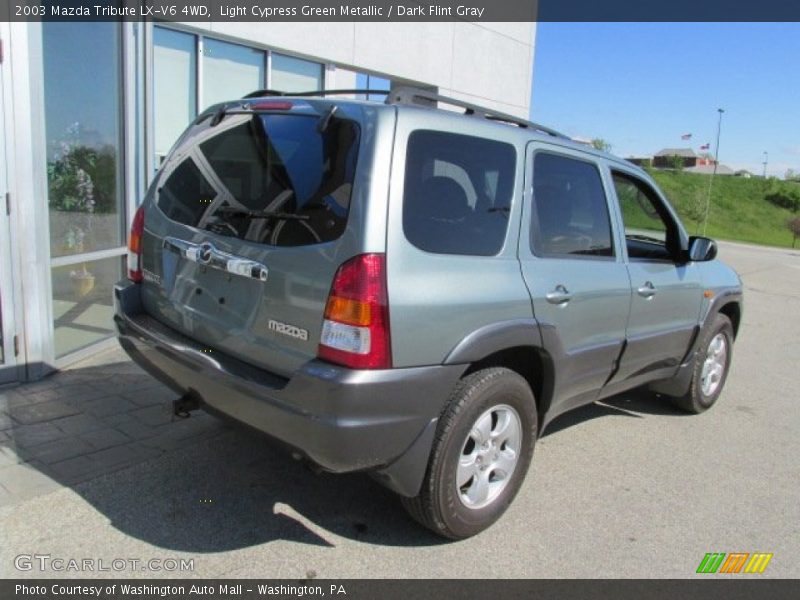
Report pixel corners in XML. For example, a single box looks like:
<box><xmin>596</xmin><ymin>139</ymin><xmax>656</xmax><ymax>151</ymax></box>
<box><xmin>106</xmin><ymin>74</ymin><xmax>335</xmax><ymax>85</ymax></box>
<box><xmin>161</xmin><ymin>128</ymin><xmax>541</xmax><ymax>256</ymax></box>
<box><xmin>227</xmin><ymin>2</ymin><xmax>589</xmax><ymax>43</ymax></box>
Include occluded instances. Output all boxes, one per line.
<box><xmin>1</xmin><ymin>357</ymin><xmax>688</xmax><ymax>553</ymax></box>
<box><xmin>1</xmin><ymin>358</ymin><xmax>445</xmax><ymax>552</ymax></box>
<box><xmin>542</xmin><ymin>388</ymin><xmax>688</xmax><ymax>437</ymax></box>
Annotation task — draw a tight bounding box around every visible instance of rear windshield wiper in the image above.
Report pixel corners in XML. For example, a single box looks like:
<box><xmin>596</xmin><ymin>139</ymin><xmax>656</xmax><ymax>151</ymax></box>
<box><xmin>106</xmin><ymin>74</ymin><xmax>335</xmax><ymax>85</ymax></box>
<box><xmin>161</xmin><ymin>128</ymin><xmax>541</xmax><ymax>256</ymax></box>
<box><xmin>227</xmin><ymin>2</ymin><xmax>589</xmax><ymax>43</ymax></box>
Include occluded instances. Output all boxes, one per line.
<box><xmin>215</xmin><ymin>207</ymin><xmax>309</xmax><ymax>221</ymax></box>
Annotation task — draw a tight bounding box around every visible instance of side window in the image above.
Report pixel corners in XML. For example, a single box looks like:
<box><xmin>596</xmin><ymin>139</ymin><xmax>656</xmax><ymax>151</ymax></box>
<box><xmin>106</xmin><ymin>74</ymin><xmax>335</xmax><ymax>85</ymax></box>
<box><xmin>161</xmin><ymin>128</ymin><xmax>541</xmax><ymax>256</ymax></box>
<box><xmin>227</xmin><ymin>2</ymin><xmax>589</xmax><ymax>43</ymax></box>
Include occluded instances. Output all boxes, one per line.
<box><xmin>403</xmin><ymin>131</ymin><xmax>516</xmax><ymax>256</ymax></box>
<box><xmin>531</xmin><ymin>153</ymin><xmax>614</xmax><ymax>258</ymax></box>
<box><xmin>612</xmin><ymin>172</ymin><xmax>679</xmax><ymax>261</ymax></box>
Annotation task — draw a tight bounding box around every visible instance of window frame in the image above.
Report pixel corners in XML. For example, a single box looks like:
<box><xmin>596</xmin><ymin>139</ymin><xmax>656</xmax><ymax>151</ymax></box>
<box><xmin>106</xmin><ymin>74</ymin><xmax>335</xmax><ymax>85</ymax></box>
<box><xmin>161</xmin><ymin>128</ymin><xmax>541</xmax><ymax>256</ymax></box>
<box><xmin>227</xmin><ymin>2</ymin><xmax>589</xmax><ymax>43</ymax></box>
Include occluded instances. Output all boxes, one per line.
<box><xmin>528</xmin><ymin>149</ymin><xmax>617</xmax><ymax>262</ymax></box>
<box><xmin>608</xmin><ymin>167</ymin><xmax>686</xmax><ymax>264</ymax></box>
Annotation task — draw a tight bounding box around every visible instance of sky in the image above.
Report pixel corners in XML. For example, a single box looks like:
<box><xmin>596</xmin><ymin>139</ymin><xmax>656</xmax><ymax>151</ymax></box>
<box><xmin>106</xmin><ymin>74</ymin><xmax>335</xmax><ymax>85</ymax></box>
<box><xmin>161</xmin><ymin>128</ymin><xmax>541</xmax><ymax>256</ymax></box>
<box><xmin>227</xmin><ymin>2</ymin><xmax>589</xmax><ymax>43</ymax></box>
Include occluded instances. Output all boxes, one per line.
<box><xmin>531</xmin><ymin>23</ymin><xmax>800</xmax><ymax>178</ymax></box>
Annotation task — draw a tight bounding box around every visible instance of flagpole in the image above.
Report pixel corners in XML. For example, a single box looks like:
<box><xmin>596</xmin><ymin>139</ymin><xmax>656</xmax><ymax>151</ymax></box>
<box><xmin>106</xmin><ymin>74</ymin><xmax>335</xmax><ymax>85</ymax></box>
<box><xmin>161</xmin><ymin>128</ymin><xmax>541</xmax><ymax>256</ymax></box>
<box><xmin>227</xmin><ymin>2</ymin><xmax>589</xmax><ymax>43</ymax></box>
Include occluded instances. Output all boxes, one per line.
<box><xmin>701</xmin><ymin>108</ymin><xmax>725</xmax><ymax>236</ymax></box>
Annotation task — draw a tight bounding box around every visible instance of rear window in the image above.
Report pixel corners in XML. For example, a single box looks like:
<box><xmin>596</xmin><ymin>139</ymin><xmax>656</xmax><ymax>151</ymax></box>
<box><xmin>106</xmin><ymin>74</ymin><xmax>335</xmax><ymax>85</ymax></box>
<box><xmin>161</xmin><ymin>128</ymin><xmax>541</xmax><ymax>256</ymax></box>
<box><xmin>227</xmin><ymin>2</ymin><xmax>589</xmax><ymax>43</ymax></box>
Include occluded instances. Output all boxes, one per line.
<box><xmin>156</xmin><ymin>113</ymin><xmax>360</xmax><ymax>247</ymax></box>
<box><xmin>403</xmin><ymin>130</ymin><xmax>516</xmax><ymax>256</ymax></box>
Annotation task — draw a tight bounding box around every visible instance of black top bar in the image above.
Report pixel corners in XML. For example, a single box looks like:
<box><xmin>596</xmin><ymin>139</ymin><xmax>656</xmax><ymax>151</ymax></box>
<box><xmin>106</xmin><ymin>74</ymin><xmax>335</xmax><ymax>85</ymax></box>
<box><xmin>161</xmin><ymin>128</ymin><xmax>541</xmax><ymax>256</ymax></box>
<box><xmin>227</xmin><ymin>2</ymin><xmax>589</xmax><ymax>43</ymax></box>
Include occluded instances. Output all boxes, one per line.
<box><xmin>242</xmin><ymin>86</ymin><xmax>569</xmax><ymax>139</ymax></box>
<box><xmin>243</xmin><ymin>89</ymin><xmax>391</xmax><ymax>99</ymax></box>
<box><xmin>387</xmin><ymin>87</ymin><xmax>570</xmax><ymax>138</ymax></box>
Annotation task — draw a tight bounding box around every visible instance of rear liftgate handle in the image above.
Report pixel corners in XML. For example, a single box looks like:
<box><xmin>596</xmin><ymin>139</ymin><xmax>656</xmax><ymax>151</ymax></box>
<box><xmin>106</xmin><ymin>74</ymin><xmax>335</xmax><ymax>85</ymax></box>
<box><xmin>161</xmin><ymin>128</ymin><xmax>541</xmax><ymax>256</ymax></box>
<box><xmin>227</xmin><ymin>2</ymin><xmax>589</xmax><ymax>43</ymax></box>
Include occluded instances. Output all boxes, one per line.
<box><xmin>163</xmin><ymin>237</ymin><xmax>268</xmax><ymax>282</ymax></box>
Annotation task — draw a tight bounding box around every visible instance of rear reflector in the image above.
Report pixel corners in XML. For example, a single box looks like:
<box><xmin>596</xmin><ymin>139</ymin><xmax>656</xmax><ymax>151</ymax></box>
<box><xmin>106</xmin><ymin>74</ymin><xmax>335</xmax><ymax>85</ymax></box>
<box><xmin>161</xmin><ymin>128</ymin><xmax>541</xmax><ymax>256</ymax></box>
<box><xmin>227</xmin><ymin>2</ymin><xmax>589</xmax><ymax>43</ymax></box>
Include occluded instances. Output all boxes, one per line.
<box><xmin>127</xmin><ymin>204</ymin><xmax>145</xmax><ymax>283</ymax></box>
<box><xmin>318</xmin><ymin>254</ymin><xmax>391</xmax><ymax>369</ymax></box>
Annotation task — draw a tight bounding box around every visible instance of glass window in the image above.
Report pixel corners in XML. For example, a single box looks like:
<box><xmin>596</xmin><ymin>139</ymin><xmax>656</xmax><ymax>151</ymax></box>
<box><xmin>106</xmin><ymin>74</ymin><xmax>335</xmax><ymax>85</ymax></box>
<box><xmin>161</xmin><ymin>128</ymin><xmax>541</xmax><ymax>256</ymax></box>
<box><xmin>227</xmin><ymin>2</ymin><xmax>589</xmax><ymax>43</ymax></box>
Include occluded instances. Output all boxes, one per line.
<box><xmin>355</xmin><ymin>73</ymin><xmax>391</xmax><ymax>101</ymax></box>
<box><xmin>612</xmin><ymin>172</ymin><xmax>679</xmax><ymax>261</ymax></box>
<box><xmin>531</xmin><ymin>153</ymin><xmax>614</xmax><ymax>258</ymax></box>
<box><xmin>43</xmin><ymin>22</ymin><xmax>123</xmax><ymax>259</ymax></box>
<box><xmin>202</xmin><ymin>38</ymin><xmax>265</xmax><ymax>109</ymax></box>
<box><xmin>403</xmin><ymin>131</ymin><xmax>516</xmax><ymax>256</ymax></box>
<box><xmin>271</xmin><ymin>53</ymin><xmax>323</xmax><ymax>93</ymax></box>
<box><xmin>51</xmin><ymin>255</ymin><xmax>122</xmax><ymax>358</ymax></box>
<box><xmin>157</xmin><ymin>113</ymin><xmax>360</xmax><ymax>247</ymax></box>
<box><xmin>154</xmin><ymin>27</ymin><xmax>197</xmax><ymax>164</ymax></box>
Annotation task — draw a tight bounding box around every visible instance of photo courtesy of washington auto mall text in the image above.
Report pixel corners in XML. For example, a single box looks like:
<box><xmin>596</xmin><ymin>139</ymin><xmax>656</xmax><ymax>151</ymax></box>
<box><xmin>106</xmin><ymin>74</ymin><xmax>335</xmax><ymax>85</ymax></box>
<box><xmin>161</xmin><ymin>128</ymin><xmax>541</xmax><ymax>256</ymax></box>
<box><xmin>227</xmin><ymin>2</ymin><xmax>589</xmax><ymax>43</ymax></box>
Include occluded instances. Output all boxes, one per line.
<box><xmin>14</xmin><ymin>583</ymin><xmax>348</xmax><ymax>598</ymax></box>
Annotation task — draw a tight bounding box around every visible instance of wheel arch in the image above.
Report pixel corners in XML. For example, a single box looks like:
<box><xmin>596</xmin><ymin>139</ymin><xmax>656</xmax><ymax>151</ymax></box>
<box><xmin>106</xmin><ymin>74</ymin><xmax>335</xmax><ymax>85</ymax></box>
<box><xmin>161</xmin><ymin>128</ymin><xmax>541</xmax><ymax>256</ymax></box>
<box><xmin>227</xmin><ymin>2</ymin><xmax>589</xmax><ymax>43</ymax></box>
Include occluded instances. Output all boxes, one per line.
<box><xmin>459</xmin><ymin>347</ymin><xmax>555</xmax><ymax>432</ymax></box>
<box><xmin>717</xmin><ymin>300</ymin><xmax>741</xmax><ymax>338</ymax></box>
<box><xmin>443</xmin><ymin>320</ymin><xmax>556</xmax><ymax>431</ymax></box>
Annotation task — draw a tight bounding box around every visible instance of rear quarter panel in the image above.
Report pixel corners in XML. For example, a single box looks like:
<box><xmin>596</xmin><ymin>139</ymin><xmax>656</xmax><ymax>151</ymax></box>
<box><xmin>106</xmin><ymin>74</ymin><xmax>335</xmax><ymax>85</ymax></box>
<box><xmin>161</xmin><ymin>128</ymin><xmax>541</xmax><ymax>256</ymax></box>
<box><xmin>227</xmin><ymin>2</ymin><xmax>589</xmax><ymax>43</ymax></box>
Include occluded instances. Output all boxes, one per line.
<box><xmin>386</xmin><ymin>108</ymin><xmax>533</xmax><ymax>368</ymax></box>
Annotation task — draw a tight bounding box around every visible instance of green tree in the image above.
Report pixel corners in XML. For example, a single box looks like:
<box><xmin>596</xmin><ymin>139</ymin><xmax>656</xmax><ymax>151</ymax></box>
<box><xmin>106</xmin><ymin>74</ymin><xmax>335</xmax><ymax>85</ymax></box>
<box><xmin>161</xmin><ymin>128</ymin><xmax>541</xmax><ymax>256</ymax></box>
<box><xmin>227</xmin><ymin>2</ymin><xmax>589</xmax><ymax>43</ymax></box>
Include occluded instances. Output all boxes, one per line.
<box><xmin>591</xmin><ymin>138</ymin><xmax>612</xmax><ymax>153</ymax></box>
<box><xmin>788</xmin><ymin>216</ymin><xmax>800</xmax><ymax>248</ymax></box>
<box><xmin>669</xmin><ymin>154</ymin><xmax>684</xmax><ymax>172</ymax></box>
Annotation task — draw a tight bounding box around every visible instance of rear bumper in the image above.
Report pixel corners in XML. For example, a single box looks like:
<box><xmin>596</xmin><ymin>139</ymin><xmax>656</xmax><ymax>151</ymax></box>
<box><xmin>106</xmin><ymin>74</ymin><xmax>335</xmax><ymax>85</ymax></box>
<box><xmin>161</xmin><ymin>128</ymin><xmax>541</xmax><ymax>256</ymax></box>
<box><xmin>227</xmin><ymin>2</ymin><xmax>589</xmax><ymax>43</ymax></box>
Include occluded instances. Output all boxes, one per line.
<box><xmin>113</xmin><ymin>280</ymin><xmax>463</xmax><ymax>495</ymax></box>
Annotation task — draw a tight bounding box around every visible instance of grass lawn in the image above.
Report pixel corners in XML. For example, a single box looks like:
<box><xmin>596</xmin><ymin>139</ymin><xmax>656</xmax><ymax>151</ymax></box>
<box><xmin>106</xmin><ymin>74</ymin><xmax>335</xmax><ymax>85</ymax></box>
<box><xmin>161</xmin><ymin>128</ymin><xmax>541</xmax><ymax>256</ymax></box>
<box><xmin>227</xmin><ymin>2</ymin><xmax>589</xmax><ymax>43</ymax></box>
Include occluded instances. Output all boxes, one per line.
<box><xmin>647</xmin><ymin>169</ymin><xmax>799</xmax><ymax>248</ymax></box>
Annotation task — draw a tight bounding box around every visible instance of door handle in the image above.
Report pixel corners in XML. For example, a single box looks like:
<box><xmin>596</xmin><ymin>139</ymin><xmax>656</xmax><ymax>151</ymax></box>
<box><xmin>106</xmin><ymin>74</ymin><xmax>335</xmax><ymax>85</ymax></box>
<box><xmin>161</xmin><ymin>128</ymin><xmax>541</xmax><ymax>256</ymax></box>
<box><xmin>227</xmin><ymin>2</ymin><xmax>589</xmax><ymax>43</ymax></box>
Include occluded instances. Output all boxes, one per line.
<box><xmin>637</xmin><ymin>281</ymin><xmax>657</xmax><ymax>298</ymax></box>
<box><xmin>546</xmin><ymin>284</ymin><xmax>573</xmax><ymax>305</ymax></box>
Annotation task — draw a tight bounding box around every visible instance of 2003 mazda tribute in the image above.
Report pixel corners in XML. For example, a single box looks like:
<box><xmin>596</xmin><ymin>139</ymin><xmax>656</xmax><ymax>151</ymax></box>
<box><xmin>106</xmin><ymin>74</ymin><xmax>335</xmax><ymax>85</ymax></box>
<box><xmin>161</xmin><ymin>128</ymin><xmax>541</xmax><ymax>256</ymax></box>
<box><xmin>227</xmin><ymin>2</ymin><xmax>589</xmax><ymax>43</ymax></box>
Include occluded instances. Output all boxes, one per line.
<box><xmin>114</xmin><ymin>87</ymin><xmax>742</xmax><ymax>538</ymax></box>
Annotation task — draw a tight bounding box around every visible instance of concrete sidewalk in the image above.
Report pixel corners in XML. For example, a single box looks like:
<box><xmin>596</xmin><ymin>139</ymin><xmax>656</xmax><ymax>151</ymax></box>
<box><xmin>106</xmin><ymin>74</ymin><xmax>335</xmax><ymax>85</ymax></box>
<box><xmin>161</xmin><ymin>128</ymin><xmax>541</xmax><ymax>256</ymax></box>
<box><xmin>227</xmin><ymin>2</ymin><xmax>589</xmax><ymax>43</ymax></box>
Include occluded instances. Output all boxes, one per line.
<box><xmin>0</xmin><ymin>347</ymin><xmax>225</xmax><ymax>506</ymax></box>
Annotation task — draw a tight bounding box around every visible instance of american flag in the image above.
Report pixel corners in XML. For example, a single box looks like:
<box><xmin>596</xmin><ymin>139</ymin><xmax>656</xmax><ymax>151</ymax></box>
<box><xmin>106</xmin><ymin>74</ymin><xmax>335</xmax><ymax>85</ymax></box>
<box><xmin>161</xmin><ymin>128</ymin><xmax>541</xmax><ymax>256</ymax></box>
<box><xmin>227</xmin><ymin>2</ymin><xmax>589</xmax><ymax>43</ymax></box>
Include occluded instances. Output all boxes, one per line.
<box><xmin>681</xmin><ymin>133</ymin><xmax>692</xmax><ymax>140</ymax></box>
<box><xmin>700</xmin><ymin>143</ymin><xmax>710</xmax><ymax>150</ymax></box>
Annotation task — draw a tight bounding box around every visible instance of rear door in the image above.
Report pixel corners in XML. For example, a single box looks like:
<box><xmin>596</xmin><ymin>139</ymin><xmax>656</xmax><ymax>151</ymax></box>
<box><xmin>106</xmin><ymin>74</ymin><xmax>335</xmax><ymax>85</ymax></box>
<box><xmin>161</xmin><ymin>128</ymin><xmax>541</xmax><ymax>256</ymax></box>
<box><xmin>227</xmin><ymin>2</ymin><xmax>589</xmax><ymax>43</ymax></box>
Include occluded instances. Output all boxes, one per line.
<box><xmin>606</xmin><ymin>168</ymin><xmax>702</xmax><ymax>382</ymax></box>
<box><xmin>519</xmin><ymin>145</ymin><xmax>631</xmax><ymax>411</ymax></box>
<box><xmin>139</xmin><ymin>102</ymin><xmax>370</xmax><ymax>377</ymax></box>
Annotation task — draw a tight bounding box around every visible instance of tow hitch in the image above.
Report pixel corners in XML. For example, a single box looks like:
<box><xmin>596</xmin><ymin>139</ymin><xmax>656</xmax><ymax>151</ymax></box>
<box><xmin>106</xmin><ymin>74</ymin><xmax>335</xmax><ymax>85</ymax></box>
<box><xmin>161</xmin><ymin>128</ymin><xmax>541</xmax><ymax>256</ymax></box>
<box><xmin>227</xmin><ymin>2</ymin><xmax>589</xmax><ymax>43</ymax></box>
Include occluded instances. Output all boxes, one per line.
<box><xmin>173</xmin><ymin>393</ymin><xmax>200</xmax><ymax>418</ymax></box>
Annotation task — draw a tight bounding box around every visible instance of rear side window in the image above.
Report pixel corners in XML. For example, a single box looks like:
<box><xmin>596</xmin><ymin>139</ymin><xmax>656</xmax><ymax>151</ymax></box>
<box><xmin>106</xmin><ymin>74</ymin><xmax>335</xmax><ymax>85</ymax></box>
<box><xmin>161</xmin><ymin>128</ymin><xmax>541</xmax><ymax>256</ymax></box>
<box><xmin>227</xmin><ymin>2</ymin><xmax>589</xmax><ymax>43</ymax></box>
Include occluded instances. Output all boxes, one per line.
<box><xmin>531</xmin><ymin>153</ymin><xmax>614</xmax><ymax>258</ymax></box>
<box><xmin>156</xmin><ymin>113</ymin><xmax>360</xmax><ymax>247</ymax></box>
<box><xmin>403</xmin><ymin>130</ymin><xmax>516</xmax><ymax>256</ymax></box>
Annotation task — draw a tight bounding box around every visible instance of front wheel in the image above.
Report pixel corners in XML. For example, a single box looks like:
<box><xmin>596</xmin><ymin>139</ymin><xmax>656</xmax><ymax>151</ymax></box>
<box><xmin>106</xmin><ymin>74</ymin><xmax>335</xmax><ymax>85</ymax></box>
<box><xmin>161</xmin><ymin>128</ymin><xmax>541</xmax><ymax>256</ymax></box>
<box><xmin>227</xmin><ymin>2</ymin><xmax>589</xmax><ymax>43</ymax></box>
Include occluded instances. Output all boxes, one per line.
<box><xmin>670</xmin><ymin>313</ymin><xmax>734</xmax><ymax>414</ymax></box>
<box><xmin>401</xmin><ymin>367</ymin><xmax>537</xmax><ymax>539</ymax></box>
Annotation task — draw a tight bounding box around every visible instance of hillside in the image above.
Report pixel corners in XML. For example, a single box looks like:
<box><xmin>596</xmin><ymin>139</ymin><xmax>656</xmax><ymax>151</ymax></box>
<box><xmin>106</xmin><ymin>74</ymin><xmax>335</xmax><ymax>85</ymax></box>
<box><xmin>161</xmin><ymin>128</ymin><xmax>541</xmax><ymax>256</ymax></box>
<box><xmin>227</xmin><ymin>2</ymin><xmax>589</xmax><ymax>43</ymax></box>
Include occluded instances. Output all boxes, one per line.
<box><xmin>646</xmin><ymin>169</ymin><xmax>799</xmax><ymax>248</ymax></box>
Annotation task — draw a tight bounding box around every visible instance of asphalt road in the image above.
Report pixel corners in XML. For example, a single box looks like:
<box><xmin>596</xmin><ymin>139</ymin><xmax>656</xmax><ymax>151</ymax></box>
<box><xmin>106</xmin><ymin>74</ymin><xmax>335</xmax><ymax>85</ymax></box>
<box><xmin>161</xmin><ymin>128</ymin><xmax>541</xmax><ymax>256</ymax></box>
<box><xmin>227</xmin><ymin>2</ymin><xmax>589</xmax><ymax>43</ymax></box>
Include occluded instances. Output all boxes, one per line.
<box><xmin>1</xmin><ymin>240</ymin><xmax>798</xmax><ymax>578</ymax></box>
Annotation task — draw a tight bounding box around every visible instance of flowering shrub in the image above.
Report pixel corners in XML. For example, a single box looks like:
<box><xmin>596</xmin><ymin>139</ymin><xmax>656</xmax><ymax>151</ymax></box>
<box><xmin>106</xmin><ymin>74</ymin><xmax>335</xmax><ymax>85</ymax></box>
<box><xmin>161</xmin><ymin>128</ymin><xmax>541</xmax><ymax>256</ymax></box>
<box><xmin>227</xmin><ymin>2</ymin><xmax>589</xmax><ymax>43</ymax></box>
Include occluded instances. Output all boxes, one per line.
<box><xmin>47</xmin><ymin>122</ymin><xmax>116</xmax><ymax>254</ymax></box>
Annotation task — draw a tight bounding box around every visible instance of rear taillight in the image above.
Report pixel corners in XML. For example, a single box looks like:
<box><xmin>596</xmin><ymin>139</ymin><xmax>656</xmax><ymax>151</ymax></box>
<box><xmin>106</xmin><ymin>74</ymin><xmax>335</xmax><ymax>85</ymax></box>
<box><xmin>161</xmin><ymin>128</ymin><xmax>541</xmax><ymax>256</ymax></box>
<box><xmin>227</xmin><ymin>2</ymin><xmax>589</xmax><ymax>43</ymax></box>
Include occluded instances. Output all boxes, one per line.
<box><xmin>318</xmin><ymin>253</ymin><xmax>392</xmax><ymax>370</ymax></box>
<box><xmin>127</xmin><ymin>204</ymin><xmax>145</xmax><ymax>283</ymax></box>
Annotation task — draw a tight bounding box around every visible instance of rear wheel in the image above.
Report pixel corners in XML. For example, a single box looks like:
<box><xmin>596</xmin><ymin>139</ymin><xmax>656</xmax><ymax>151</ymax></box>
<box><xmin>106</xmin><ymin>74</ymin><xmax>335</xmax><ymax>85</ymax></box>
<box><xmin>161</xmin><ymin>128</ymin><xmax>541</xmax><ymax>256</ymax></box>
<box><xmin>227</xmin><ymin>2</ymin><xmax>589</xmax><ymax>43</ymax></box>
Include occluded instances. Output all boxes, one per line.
<box><xmin>402</xmin><ymin>367</ymin><xmax>537</xmax><ymax>539</ymax></box>
<box><xmin>670</xmin><ymin>313</ymin><xmax>734</xmax><ymax>413</ymax></box>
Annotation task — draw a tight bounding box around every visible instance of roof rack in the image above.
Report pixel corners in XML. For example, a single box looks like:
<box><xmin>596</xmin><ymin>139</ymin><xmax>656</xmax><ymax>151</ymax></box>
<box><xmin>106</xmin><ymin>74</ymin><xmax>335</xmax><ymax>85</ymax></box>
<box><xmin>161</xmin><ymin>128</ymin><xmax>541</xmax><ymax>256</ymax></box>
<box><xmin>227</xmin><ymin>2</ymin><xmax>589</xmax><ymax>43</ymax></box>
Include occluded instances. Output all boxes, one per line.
<box><xmin>387</xmin><ymin>86</ymin><xmax>570</xmax><ymax>139</ymax></box>
<box><xmin>242</xmin><ymin>86</ymin><xmax>570</xmax><ymax>140</ymax></box>
<box><xmin>243</xmin><ymin>89</ymin><xmax>390</xmax><ymax>99</ymax></box>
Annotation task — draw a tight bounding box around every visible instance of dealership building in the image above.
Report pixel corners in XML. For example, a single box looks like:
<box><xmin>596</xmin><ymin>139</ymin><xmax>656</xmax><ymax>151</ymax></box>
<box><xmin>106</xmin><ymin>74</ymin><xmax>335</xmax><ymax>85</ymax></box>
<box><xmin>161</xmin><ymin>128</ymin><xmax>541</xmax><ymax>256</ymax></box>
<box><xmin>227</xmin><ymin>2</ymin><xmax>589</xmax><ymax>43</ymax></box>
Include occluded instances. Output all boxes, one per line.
<box><xmin>0</xmin><ymin>19</ymin><xmax>536</xmax><ymax>383</ymax></box>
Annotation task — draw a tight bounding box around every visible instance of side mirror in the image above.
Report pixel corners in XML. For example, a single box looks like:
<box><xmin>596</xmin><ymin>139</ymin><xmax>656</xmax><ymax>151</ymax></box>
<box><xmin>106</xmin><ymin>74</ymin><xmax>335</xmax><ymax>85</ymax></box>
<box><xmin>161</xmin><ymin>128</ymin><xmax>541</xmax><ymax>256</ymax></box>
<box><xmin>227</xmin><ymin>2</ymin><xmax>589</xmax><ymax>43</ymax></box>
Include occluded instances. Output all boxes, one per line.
<box><xmin>688</xmin><ymin>236</ymin><xmax>718</xmax><ymax>262</ymax></box>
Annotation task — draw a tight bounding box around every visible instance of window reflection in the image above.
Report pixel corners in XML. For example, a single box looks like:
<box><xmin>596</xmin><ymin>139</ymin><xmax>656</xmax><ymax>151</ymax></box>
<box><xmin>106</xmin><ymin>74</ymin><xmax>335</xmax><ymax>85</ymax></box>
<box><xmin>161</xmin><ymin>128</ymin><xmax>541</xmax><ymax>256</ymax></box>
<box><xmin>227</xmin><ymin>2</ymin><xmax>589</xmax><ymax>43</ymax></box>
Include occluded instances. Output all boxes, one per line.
<box><xmin>43</xmin><ymin>23</ymin><xmax>122</xmax><ymax>258</ymax></box>
<box><xmin>51</xmin><ymin>256</ymin><xmax>122</xmax><ymax>358</ymax></box>
<box><xmin>272</xmin><ymin>53</ymin><xmax>323</xmax><ymax>92</ymax></box>
<box><xmin>154</xmin><ymin>27</ymin><xmax>197</xmax><ymax>163</ymax></box>
<box><xmin>202</xmin><ymin>38</ymin><xmax>265</xmax><ymax>109</ymax></box>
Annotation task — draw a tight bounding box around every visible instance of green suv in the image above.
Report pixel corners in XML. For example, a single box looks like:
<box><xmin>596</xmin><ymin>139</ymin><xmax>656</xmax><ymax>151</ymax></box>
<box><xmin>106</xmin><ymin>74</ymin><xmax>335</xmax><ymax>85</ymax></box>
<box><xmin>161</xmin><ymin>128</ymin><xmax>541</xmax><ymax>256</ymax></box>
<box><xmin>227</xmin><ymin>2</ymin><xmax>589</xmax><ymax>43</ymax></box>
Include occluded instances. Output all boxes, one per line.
<box><xmin>114</xmin><ymin>88</ymin><xmax>743</xmax><ymax>539</ymax></box>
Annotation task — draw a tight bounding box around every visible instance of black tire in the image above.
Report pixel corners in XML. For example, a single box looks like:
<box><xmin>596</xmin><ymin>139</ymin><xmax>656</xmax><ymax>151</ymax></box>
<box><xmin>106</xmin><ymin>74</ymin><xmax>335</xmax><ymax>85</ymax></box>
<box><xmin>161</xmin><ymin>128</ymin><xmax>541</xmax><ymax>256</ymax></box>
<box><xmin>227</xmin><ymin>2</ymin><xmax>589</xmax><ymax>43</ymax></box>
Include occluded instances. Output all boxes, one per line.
<box><xmin>670</xmin><ymin>313</ymin><xmax>734</xmax><ymax>414</ymax></box>
<box><xmin>401</xmin><ymin>367</ymin><xmax>537</xmax><ymax>539</ymax></box>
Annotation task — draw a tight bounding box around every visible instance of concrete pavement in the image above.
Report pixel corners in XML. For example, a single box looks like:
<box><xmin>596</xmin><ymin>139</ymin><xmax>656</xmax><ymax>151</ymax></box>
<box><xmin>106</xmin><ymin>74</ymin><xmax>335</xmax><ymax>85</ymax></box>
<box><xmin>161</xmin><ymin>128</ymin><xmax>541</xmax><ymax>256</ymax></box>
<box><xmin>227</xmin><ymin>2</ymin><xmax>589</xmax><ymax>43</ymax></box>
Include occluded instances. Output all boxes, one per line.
<box><xmin>0</xmin><ymin>240</ymin><xmax>798</xmax><ymax>578</ymax></box>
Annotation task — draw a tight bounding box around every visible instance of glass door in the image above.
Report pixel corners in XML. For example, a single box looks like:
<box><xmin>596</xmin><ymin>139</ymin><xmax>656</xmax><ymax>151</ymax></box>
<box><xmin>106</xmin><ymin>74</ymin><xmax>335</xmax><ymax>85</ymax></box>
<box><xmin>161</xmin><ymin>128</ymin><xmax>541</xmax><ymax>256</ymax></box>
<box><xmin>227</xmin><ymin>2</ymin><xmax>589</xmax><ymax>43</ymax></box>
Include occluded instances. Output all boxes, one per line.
<box><xmin>0</xmin><ymin>39</ymin><xmax>18</xmax><ymax>384</ymax></box>
<box><xmin>42</xmin><ymin>23</ymin><xmax>125</xmax><ymax>361</ymax></box>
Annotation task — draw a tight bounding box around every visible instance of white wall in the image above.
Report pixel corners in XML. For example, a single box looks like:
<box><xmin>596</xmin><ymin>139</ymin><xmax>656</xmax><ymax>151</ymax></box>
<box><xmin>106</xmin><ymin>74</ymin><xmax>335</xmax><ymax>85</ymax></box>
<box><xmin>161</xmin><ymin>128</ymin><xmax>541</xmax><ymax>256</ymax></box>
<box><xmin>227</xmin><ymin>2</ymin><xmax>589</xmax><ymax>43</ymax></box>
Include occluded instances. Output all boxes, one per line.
<box><xmin>178</xmin><ymin>22</ymin><xmax>536</xmax><ymax>118</ymax></box>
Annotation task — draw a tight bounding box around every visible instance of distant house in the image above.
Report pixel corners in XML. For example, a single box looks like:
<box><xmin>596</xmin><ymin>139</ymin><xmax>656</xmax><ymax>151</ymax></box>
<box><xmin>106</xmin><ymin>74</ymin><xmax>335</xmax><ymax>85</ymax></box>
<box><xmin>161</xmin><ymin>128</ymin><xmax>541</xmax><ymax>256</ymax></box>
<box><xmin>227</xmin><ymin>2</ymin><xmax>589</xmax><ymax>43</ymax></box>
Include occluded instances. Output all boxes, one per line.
<box><xmin>653</xmin><ymin>148</ymin><xmax>698</xmax><ymax>169</ymax></box>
